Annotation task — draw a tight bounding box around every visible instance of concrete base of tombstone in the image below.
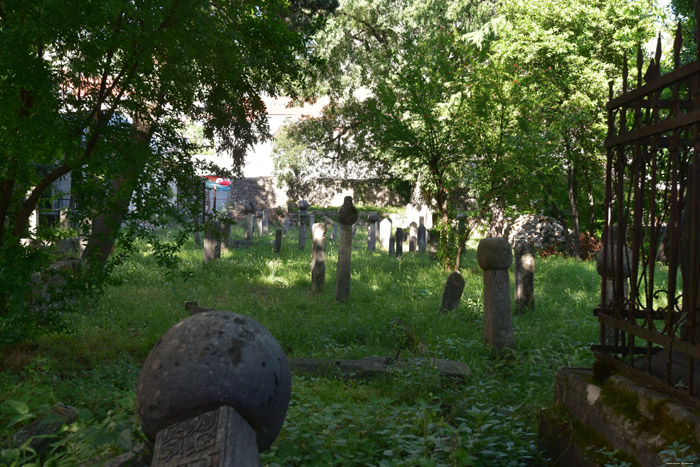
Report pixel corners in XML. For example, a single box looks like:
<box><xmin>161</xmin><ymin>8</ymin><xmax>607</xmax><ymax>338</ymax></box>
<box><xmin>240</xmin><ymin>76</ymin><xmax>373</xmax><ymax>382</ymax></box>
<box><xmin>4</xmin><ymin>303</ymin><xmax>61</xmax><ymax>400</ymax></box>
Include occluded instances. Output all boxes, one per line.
<box><xmin>152</xmin><ymin>406</ymin><xmax>260</xmax><ymax>467</ymax></box>
<box><xmin>538</xmin><ymin>367</ymin><xmax>700</xmax><ymax>466</ymax></box>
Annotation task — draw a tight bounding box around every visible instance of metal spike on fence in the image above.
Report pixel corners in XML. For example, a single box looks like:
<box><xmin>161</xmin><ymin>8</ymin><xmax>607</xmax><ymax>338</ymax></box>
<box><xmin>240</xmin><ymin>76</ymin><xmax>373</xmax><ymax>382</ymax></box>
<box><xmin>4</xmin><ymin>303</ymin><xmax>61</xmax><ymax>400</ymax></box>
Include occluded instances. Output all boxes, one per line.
<box><xmin>674</xmin><ymin>21</ymin><xmax>682</xmax><ymax>69</ymax></box>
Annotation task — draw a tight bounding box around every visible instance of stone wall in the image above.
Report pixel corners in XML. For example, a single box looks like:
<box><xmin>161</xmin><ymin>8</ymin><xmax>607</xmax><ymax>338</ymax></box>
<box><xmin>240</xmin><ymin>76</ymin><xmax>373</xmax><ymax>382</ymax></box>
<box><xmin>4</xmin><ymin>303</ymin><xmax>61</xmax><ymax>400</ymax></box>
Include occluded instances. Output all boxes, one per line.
<box><xmin>225</xmin><ymin>177</ymin><xmax>407</xmax><ymax>213</ymax></box>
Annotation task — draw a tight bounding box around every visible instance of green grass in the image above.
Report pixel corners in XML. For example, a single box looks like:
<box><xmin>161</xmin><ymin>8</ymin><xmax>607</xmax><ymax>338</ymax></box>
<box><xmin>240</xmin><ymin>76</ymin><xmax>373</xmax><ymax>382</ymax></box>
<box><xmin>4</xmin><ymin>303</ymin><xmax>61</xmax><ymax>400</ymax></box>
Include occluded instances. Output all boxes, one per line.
<box><xmin>0</xmin><ymin>225</ymin><xmax>604</xmax><ymax>465</ymax></box>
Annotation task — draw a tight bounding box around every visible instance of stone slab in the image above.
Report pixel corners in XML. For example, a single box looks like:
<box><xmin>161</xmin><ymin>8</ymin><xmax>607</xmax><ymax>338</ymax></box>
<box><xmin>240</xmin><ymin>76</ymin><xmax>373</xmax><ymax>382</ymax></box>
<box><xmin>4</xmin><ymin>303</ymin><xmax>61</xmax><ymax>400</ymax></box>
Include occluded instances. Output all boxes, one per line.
<box><xmin>290</xmin><ymin>356</ymin><xmax>469</xmax><ymax>382</ymax></box>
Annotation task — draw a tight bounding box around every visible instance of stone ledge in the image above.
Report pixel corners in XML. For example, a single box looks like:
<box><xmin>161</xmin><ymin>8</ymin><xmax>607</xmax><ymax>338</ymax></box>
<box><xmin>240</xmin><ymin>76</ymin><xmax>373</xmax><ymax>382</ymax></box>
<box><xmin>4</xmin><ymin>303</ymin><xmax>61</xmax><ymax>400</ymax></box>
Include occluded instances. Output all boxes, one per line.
<box><xmin>542</xmin><ymin>367</ymin><xmax>700</xmax><ymax>466</ymax></box>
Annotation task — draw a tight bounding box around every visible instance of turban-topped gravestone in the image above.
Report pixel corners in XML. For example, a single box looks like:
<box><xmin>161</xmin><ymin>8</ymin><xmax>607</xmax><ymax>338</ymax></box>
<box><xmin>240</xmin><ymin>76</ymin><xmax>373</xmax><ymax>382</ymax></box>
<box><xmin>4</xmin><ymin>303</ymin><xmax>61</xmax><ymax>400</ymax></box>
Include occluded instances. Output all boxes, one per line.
<box><xmin>136</xmin><ymin>311</ymin><xmax>291</xmax><ymax>453</ymax></box>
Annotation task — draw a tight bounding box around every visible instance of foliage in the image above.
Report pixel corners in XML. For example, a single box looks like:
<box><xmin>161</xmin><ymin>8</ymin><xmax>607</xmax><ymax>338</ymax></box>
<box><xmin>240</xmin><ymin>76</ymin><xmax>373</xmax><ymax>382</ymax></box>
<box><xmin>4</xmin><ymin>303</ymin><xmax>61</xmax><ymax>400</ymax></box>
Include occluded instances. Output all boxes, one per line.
<box><xmin>0</xmin><ymin>0</ymin><xmax>330</xmax><ymax>345</ymax></box>
<box><xmin>0</xmin><ymin>226</ymin><xmax>615</xmax><ymax>464</ymax></box>
<box><xmin>272</xmin><ymin>0</ymin><xmax>657</xmax><ymax>267</ymax></box>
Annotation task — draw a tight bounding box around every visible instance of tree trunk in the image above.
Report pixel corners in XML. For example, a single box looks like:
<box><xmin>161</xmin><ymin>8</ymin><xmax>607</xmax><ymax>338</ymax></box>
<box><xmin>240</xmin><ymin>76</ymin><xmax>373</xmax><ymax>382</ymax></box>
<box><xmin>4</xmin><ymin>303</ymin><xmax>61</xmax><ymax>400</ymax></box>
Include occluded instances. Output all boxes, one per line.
<box><xmin>587</xmin><ymin>177</ymin><xmax>596</xmax><ymax>238</ymax></box>
<box><xmin>567</xmin><ymin>163</ymin><xmax>581</xmax><ymax>259</ymax></box>
<box><xmin>487</xmin><ymin>201</ymin><xmax>505</xmax><ymax>238</ymax></box>
<box><xmin>82</xmin><ymin>122</ymin><xmax>151</xmax><ymax>271</ymax></box>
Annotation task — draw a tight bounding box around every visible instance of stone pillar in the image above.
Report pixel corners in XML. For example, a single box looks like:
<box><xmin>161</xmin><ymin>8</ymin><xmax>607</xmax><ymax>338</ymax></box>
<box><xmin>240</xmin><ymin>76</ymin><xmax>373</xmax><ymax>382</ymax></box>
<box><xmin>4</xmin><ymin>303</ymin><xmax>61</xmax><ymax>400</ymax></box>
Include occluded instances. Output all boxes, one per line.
<box><xmin>389</xmin><ymin>236</ymin><xmax>395</xmax><ymax>256</ymax></box>
<box><xmin>335</xmin><ymin>196</ymin><xmax>358</xmax><ymax>303</ymax></box>
<box><xmin>262</xmin><ymin>210</ymin><xmax>269</xmax><ymax>236</ymax></box>
<box><xmin>298</xmin><ymin>200</ymin><xmax>309</xmax><ymax>251</ymax></box>
<box><xmin>409</xmin><ymin>222</ymin><xmax>418</xmax><ymax>252</ymax></box>
<box><xmin>514</xmin><ymin>240</ymin><xmax>535</xmax><ymax>313</ymax></box>
<box><xmin>256</xmin><ymin>211</ymin><xmax>264</xmax><ymax>238</ymax></box>
<box><xmin>367</xmin><ymin>213</ymin><xmax>379</xmax><ymax>252</ymax></box>
<box><xmin>283</xmin><ymin>201</ymin><xmax>295</xmax><ymax>234</ymax></box>
<box><xmin>596</xmin><ymin>226</ymin><xmax>631</xmax><ymax>346</ymax></box>
<box><xmin>395</xmin><ymin>228</ymin><xmax>403</xmax><ymax>257</ymax></box>
<box><xmin>274</xmin><ymin>228</ymin><xmax>282</xmax><ymax>254</ymax></box>
<box><xmin>222</xmin><ymin>216</ymin><xmax>232</xmax><ymax>252</ymax></box>
<box><xmin>418</xmin><ymin>217</ymin><xmax>427</xmax><ymax>253</ymax></box>
<box><xmin>352</xmin><ymin>223</ymin><xmax>357</xmax><ymax>238</ymax></box>
<box><xmin>309</xmin><ymin>213</ymin><xmax>314</xmax><ymax>231</ymax></box>
<box><xmin>379</xmin><ymin>218</ymin><xmax>392</xmax><ymax>251</ymax></box>
<box><xmin>477</xmin><ymin>237</ymin><xmax>514</xmax><ymax>350</ymax></box>
<box><xmin>194</xmin><ymin>229</ymin><xmax>202</xmax><ymax>247</ymax></box>
<box><xmin>245</xmin><ymin>214</ymin><xmax>254</xmax><ymax>241</ymax></box>
<box><xmin>311</xmin><ymin>223</ymin><xmax>326</xmax><ymax>293</ymax></box>
<box><xmin>204</xmin><ymin>218</ymin><xmax>221</xmax><ymax>263</ymax></box>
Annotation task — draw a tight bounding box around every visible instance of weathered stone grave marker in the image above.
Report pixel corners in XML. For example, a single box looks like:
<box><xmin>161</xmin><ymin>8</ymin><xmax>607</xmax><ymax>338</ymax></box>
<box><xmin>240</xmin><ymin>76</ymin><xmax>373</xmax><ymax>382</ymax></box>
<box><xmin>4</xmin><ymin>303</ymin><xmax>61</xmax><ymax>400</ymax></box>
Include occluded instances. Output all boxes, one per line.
<box><xmin>441</xmin><ymin>271</ymin><xmax>465</xmax><ymax>312</ymax></box>
<box><xmin>204</xmin><ymin>218</ymin><xmax>221</xmax><ymax>263</ymax></box>
<box><xmin>367</xmin><ymin>213</ymin><xmax>379</xmax><ymax>251</ymax></box>
<box><xmin>409</xmin><ymin>222</ymin><xmax>418</xmax><ymax>252</ymax></box>
<box><xmin>477</xmin><ymin>237</ymin><xmax>513</xmax><ymax>350</ymax></box>
<box><xmin>274</xmin><ymin>228</ymin><xmax>282</xmax><ymax>254</ymax></box>
<box><xmin>418</xmin><ymin>217</ymin><xmax>427</xmax><ymax>253</ymax></box>
<box><xmin>262</xmin><ymin>209</ymin><xmax>270</xmax><ymax>236</ymax></box>
<box><xmin>256</xmin><ymin>211</ymin><xmax>264</xmax><ymax>238</ymax></box>
<box><xmin>514</xmin><ymin>240</ymin><xmax>535</xmax><ymax>313</ymax></box>
<box><xmin>311</xmin><ymin>223</ymin><xmax>326</xmax><ymax>293</ymax></box>
<box><xmin>395</xmin><ymin>228</ymin><xmax>403</xmax><ymax>257</ymax></box>
<box><xmin>379</xmin><ymin>218</ymin><xmax>391</xmax><ymax>251</ymax></box>
<box><xmin>245</xmin><ymin>213</ymin><xmax>254</xmax><ymax>241</ymax></box>
<box><xmin>137</xmin><ymin>310</ymin><xmax>291</xmax><ymax>467</ymax></box>
<box><xmin>335</xmin><ymin>196</ymin><xmax>358</xmax><ymax>302</ymax></box>
<box><xmin>298</xmin><ymin>200</ymin><xmax>309</xmax><ymax>250</ymax></box>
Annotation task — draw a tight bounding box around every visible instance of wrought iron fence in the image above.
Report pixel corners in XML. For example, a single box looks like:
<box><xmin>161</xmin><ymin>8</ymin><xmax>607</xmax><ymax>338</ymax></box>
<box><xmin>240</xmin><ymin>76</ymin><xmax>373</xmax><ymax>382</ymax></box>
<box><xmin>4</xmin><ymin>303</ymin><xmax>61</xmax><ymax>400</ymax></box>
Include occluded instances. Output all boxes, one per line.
<box><xmin>594</xmin><ymin>21</ymin><xmax>700</xmax><ymax>408</ymax></box>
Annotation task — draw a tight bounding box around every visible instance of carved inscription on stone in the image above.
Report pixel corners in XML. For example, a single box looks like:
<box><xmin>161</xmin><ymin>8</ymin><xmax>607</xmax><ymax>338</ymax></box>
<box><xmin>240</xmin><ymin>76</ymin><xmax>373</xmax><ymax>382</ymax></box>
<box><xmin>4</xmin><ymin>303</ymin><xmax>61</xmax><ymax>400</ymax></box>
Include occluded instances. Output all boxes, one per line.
<box><xmin>154</xmin><ymin>409</ymin><xmax>221</xmax><ymax>466</ymax></box>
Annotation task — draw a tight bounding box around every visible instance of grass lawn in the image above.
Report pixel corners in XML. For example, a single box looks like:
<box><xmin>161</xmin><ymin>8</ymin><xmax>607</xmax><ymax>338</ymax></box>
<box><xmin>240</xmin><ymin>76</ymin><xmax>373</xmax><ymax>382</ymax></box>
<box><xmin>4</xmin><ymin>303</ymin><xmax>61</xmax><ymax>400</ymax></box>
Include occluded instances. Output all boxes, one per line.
<box><xmin>0</xmin><ymin>224</ymin><xmax>605</xmax><ymax>466</ymax></box>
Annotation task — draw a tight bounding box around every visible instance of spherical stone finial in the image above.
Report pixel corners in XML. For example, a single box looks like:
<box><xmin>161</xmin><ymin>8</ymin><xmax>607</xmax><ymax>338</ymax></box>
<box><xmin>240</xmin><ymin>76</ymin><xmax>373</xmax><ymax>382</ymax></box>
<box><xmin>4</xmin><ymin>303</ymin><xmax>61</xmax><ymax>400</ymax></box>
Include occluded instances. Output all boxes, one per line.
<box><xmin>338</xmin><ymin>196</ymin><xmax>358</xmax><ymax>226</ymax></box>
<box><xmin>477</xmin><ymin>237</ymin><xmax>513</xmax><ymax>270</ymax></box>
<box><xmin>136</xmin><ymin>311</ymin><xmax>291</xmax><ymax>453</ymax></box>
<box><xmin>368</xmin><ymin>213</ymin><xmax>380</xmax><ymax>223</ymax></box>
<box><xmin>297</xmin><ymin>200</ymin><xmax>310</xmax><ymax>210</ymax></box>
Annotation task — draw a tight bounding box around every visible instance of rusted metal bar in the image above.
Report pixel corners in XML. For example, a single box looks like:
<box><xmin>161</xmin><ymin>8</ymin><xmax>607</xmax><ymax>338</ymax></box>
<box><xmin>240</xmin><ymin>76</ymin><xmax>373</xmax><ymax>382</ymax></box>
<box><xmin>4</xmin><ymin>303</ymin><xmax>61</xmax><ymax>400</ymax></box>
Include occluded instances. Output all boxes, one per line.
<box><xmin>597</xmin><ymin>313</ymin><xmax>700</xmax><ymax>360</ymax></box>
<box><xmin>607</xmin><ymin>61</ymin><xmax>700</xmax><ymax>110</ymax></box>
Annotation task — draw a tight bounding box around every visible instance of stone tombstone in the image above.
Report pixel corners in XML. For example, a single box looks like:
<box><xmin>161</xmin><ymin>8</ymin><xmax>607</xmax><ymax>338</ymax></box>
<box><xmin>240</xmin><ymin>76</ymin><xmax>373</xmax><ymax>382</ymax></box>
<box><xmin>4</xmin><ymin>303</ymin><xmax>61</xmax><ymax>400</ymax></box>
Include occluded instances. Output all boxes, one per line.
<box><xmin>137</xmin><ymin>311</ymin><xmax>291</xmax><ymax>463</ymax></box>
<box><xmin>194</xmin><ymin>229</ymin><xmax>202</xmax><ymax>247</ymax></box>
<box><xmin>274</xmin><ymin>228</ymin><xmax>282</xmax><ymax>254</ymax></box>
<box><xmin>262</xmin><ymin>210</ymin><xmax>270</xmax><ymax>236</ymax></box>
<box><xmin>309</xmin><ymin>213</ymin><xmax>315</xmax><ymax>231</ymax></box>
<box><xmin>367</xmin><ymin>213</ymin><xmax>379</xmax><ymax>252</ymax></box>
<box><xmin>409</xmin><ymin>222</ymin><xmax>418</xmax><ymax>252</ymax></box>
<box><xmin>298</xmin><ymin>200</ymin><xmax>309</xmax><ymax>250</ymax></box>
<box><xmin>245</xmin><ymin>213</ymin><xmax>254</xmax><ymax>241</ymax></box>
<box><xmin>335</xmin><ymin>196</ymin><xmax>358</xmax><ymax>303</ymax></box>
<box><xmin>514</xmin><ymin>240</ymin><xmax>535</xmax><ymax>314</ymax></box>
<box><xmin>478</xmin><ymin>237</ymin><xmax>514</xmax><ymax>350</ymax></box>
<box><xmin>331</xmin><ymin>222</ymin><xmax>338</xmax><ymax>241</ymax></box>
<box><xmin>283</xmin><ymin>201</ymin><xmax>296</xmax><ymax>234</ymax></box>
<box><xmin>379</xmin><ymin>218</ymin><xmax>392</xmax><ymax>251</ymax></box>
<box><xmin>152</xmin><ymin>406</ymin><xmax>259</xmax><ymax>467</ymax></box>
<box><xmin>395</xmin><ymin>228</ymin><xmax>403</xmax><ymax>257</ymax></box>
<box><xmin>441</xmin><ymin>271</ymin><xmax>466</xmax><ymax>312</ymax></box>
<box><xmin>596</xmin><ymin>225</ymin><xmax>632</xmax><ymax>345</ymax></box>
<box><xmin>456</xmin><ymin>212</ymin><xmax>467</xmax><ymax>236</ymax></box>
<box><xmin>222</xmin><ymin>217</ymin><xmax>232</xmax><ymax>251</ymax></box>
<box><xmin>352</xmin><ymin>223</ymin><xmax>357</xmax><ymax>238</ymax></box>
<box><xmin>311</xmin><ymin>223</ymin><xmax>326</xmax><ymax>293</ymax></box>
<box><xmin>418</xmin><ymin>217</ymin><xmax>427</xmax><ymax>253</ymax></box>
<box><xmin>204</xmin><ymin>219</ymin><xmax>221</xmax><ymax>263</ymax></box>
<box><xmin>256</xmin><ymin>211</ymin><xmax>264</xmax><ymax>238</ymax></box>
<box><xmin>429</xmin><ymin>231</ymin><xmax>439</xmax><ymax>259</ymax></box>
<box><xmin>389</xmin><ymin>236</ymin><xmax>395</xmax><ymax>255</ymax></box>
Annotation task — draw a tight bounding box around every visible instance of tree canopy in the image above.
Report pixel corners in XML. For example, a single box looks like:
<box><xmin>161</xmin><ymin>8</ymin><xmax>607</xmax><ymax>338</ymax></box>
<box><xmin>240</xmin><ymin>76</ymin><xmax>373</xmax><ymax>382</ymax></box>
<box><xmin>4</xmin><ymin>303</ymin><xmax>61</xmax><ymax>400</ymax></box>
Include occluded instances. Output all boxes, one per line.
<box><xmin>273</xmin><ymin>0</ymin><xmax>657</xmax><ymax>267</ymax></box>
<box><xmin>0</xmin><ymin>0</ymin><xmax>330</xmax><ymax>344</ymax></box>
